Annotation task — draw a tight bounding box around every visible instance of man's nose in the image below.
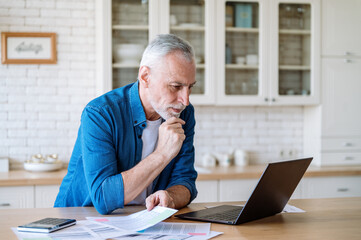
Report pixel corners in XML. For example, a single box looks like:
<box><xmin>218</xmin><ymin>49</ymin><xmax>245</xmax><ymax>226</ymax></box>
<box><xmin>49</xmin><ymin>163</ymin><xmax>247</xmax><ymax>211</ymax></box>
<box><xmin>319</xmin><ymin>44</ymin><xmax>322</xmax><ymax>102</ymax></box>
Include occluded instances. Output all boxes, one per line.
<box><xmin>178</xmin><ymin>87</ymin><xmax>190</xmax><ymax>106</ymax></box>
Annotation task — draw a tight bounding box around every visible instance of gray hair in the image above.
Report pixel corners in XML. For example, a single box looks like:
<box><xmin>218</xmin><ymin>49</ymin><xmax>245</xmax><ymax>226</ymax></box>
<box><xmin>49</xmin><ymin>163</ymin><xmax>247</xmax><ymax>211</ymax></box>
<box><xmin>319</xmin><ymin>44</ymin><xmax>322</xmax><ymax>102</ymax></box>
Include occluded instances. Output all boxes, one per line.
<box><xmin>140</xmin><ymin>34</ymin><xmax>195</xmax><ymax>69</ymax></box>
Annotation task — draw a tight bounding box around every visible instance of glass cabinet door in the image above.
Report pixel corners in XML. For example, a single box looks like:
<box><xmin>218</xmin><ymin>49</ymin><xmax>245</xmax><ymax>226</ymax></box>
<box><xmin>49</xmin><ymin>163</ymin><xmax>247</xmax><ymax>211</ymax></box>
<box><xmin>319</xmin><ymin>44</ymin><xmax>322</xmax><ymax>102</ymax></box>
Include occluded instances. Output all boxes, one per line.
<box><xmin>169</xmin><ymin>0</ymin><xmax>215</xmax><ymax>104</ymax></box>
<box><xmin>270</xmin><ymin>0</ymin><xmax>320</xmax><ymax>105</ymax></box>
<box><xmin>217</xmin><ymin>0</ymin><xmax>267</xmax><ymax>105</ymax></box>
<box><xmin>278</xmin><ymin>3</ymin><xmax>311</xmax><ymax>96</ymax></box>
<box><xmin>112</xmin><ymin>0</ymin><xmax>150</xmax><ymax>89</ymax></box>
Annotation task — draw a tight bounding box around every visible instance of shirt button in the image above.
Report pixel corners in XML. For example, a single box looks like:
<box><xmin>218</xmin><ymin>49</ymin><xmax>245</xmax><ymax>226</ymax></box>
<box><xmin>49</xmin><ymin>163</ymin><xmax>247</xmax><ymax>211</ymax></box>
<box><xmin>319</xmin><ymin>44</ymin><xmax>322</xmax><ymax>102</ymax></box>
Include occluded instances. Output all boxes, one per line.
<box><xmin>138</xmin><ymin>135</ymin><xmax>142</xmax><ymax>139</ymax></box>
<box><xmin>134</xmin><ymin>120</ymin><xmax>137</xmax><ymax>124</ymax></box>
<box><xmin>142</xmin><ymin>124</ymin><xmax>145</xmax><ymax>127</ymax></box>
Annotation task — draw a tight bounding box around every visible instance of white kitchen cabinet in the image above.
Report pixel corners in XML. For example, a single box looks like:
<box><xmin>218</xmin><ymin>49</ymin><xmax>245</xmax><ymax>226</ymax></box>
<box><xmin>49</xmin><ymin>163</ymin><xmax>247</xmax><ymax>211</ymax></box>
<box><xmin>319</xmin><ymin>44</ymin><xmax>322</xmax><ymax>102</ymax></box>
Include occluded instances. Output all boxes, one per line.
<box><xmin>219</xmin><ymin>179</ymin><xmax>258</xmax><ymax>202</ymax></box>
<box><xmin>193</xmin><ymin>180</ymin><xmax>218</xmax><ymax>203</ymax></box>
<box><xmin>195</xmin><ymin>176</ymin><xmax>360</xmax><ymax>203</ymax></box>
<box><xmin>304</xmin><ymin>0</ymin><xmax>361</xmax><ymax>166</ymax></box>
<box><xmin>216</xmin><ymin>0</ymin><xmax>320</xmax><ymax>105</ymax></box>
<box><xmin>302</xmin><ymin>176</ymin><xmax>361</xmax><ymax>198</ymax></box>
<box><xmin>0</xmin><ymin>185</ymin><xmax>60</xmax><ymax>209</ymax></box>
<box><xmin>97</xmin><ymin>0</ymin><xmax>215</xmax><ymax>104</ymax></box>
<box><xmin>321</xmin><ymin>58</ymin><xmax>361</xmax><ymax>137</ymax></box>
<box><xmin>0</xmin><ymin>186</ymin><xmax>34</xmax><ymax>209</ymax></box>
<box><xmin>35</xmin><ymin>185</ymin><xmax>60</xmax><ymax>208</ymax></box>
<box><xmin>321</xmin><ymin>0</ymin><xmax>361</xmax><ymax>57</ymax></box>
<box><xmin>97</xmin><ymin>0</ymin><xmax>319</xmax><ymax>106</ymax></box>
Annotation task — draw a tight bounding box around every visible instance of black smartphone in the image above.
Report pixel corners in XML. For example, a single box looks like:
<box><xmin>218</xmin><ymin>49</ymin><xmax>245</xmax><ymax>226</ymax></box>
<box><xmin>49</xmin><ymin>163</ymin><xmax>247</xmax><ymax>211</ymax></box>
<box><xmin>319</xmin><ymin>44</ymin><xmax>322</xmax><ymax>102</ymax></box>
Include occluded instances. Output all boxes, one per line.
<box><xmin>17</xmin><ymin>217</ymin><xmax>76</xmax><ymax>233</ymax></box>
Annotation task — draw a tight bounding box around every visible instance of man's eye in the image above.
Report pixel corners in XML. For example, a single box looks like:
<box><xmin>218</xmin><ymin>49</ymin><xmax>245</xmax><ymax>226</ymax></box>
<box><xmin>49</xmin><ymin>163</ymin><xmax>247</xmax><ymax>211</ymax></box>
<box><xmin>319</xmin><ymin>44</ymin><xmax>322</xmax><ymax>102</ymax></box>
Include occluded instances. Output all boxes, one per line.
<box><xmin>172</xmin><ymin>85</ymin><xmax>182</xmax><ymax>90</ymax></box>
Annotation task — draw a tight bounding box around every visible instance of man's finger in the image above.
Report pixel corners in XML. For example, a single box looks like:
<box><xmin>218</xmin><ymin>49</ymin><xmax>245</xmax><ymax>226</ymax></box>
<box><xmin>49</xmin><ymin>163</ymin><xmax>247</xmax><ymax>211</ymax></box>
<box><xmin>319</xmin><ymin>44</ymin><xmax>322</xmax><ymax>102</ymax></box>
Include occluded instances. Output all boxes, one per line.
<box><xmin>146</xmin><ymin>194</ymin><xmax>156</xmax><ymax>211</ymax></box>
<box><xmin>166</xmin><ymin>117</ymin><xmax>185</xmax><ymax>125</ymax></box>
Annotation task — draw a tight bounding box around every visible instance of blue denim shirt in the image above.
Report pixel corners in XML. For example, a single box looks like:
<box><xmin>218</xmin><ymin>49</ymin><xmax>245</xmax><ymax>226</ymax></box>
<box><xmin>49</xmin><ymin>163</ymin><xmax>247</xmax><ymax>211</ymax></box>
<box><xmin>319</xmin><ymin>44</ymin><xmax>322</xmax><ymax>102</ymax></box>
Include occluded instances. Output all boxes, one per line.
<box><xmin>54</xmin><ymin>81</ymin><xmax>198</xmax><ymax>214</ymax></box>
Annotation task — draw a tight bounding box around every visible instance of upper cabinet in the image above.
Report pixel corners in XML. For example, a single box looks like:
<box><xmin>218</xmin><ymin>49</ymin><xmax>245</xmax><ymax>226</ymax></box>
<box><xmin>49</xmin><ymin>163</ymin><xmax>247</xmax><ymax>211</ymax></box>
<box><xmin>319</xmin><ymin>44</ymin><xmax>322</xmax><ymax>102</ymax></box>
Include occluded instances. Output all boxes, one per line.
<box><xmin>96</xmin><ymin>0</ymin><xmax>320</xmax><ymax>106</ymax></box>
<box><xmin>322</xmin><ymin>0</ymin><xmax>361</xmax><ymax>57</ymax></box>
<box><xmin>168</xmin><ymin>0</ymin><xmax>216</xmax><ymax>104</ymax></box>
<box><xmin>216</xmin><ymin>0</ymin><xmax>320</xmax><ymax>105</ymax></box>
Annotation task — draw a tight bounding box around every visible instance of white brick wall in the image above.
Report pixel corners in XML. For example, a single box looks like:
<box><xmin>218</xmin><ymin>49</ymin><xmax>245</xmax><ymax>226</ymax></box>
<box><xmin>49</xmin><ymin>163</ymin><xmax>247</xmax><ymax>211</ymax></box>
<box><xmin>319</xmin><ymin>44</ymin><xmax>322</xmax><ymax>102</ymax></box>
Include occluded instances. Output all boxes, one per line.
<box><xmin>194</xmin><ymin>106</ymin><xmax>304</xmax><ymax>165</ymax></box>
<box><xmin>0</xmin><ymin>0</ymin><xmax>304</xmax><ymax>169</ymax></box>
<box><xmin>0</xmin><ymin>0</ymin><xmax>95</xmax><ymax>168</ymax></box>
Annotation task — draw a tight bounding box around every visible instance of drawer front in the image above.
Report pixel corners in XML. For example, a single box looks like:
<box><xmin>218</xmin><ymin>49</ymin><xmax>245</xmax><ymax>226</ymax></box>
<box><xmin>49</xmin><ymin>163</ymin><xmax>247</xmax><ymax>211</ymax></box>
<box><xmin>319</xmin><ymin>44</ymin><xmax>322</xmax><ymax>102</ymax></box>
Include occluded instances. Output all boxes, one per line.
<box><xmin>0</xmin><ymin>186</ymin><xmax>34</xmax><ymax>209</ymax></box>
<box><xmin>194</xmin><ymin>180</ymin><xmax>218</xmax><ymax>203</ymax></box>
<box><xmin>303</xmin><ymin>176</ymin><xmax>361</xmax><ymax>198</ymax></box>
<box><xmin>321</xmin><ymin>152</ymin><xmax>361</xmax><ymax>165</ymax></box>
<box><xmin>322</xmin><ymin>138</ymin><xmax>361</xmax><ymax>151</ymax></box>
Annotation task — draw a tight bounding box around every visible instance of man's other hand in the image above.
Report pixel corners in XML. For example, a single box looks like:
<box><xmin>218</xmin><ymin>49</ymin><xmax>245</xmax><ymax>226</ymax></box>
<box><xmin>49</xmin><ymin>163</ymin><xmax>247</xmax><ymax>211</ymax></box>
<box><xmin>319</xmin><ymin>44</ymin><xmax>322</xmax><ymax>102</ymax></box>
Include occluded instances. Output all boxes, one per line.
<box><xmin>145</xmin><ymin>190</ymin><xmax>175</xmax><ymax>211</ymax></box>
<box><xmin>155</xmin><ymin>117</ymin><xmax>185</xmax><ymax>161</ymax></box>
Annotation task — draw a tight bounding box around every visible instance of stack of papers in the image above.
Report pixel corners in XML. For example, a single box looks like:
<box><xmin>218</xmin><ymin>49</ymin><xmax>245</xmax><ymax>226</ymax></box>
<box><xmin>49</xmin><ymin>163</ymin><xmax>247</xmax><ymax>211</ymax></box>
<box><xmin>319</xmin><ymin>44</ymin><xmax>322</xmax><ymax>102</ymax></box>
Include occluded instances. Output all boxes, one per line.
<box><xmin>12</xmin><ymin>206</ymin><xmax>223</xmax><ymax>240</ymax></box>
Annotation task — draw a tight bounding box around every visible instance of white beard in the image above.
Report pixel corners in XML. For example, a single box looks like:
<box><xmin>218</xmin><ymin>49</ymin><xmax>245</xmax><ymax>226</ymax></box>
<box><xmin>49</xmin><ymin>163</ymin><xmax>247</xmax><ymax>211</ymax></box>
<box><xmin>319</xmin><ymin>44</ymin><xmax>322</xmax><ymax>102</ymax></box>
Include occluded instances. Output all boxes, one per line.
<box><xmin>149</xmin><ymin>96</ymin><xmax>185</xmax><ymax>120</ymax></box>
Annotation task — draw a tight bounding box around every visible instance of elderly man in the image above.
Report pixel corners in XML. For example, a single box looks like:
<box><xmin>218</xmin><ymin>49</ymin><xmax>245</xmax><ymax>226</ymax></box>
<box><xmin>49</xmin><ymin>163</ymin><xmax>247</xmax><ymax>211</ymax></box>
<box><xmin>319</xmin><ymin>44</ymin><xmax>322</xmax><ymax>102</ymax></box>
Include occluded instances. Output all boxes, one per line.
<box><xmin>54</xmin><ymin>34</ymin><xmax>198</xmax><ymax>214</ymax></box>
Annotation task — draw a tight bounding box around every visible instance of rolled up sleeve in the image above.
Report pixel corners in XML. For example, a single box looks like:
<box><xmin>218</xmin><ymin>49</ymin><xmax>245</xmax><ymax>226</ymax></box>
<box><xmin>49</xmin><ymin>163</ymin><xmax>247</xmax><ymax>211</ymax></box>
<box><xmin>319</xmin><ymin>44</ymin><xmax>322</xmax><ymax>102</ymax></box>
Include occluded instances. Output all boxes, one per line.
<box><xmin>81</xmin><ymin>106</ymin><xmax>125</xmax><ymax>214</ymax></box>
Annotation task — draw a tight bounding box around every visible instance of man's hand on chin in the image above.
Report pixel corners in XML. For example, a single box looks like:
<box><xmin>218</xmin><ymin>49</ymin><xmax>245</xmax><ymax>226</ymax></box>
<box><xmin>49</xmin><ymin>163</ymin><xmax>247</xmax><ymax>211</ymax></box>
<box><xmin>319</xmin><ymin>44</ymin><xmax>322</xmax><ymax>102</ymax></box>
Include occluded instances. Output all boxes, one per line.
<box><xmin>145</xmin><ymin>190</ymin><xmax>175</xmax><ymax>211</ymax></box>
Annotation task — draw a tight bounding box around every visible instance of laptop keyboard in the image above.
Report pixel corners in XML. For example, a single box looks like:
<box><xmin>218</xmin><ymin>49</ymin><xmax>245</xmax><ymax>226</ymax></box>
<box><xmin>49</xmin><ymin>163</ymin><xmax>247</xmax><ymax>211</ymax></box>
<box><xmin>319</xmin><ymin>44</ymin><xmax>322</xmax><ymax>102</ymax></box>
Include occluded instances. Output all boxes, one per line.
<box><xmin>202</xmin><ymin>208</ymin><xmax>242</xmax><ymax>222</ymax></box>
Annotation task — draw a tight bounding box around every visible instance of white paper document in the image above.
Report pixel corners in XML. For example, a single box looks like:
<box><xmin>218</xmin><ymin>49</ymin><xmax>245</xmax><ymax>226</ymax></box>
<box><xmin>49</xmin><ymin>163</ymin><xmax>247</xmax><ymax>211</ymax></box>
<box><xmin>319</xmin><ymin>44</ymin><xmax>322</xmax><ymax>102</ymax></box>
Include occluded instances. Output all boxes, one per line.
<box><xmin>112</xmin><ymin>231</ymin><xmax>223</xmax><ymax>240</ymax></box>
<box><xmin>87</xmin><ymin>206</ymin><xmax>178</xmax><ymax>232</ymax></box>
<box><xmin>140</xmin><ymin>222</ymin><xmax>211</xmax><ymax>236</ymax></box>
<box><xmin>282</xmin><ymin>204</ymin><xmax>306</xmax><ymax>213</ymax></box>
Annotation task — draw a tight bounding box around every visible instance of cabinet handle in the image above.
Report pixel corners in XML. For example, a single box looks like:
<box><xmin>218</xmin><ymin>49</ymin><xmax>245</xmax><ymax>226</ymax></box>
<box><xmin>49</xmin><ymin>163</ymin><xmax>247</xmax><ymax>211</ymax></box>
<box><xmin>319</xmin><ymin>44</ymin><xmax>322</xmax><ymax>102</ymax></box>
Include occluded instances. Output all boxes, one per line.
<box><xmin>0</xmin><ymin>203</ymin><xmax>10</xmax><ymax>207</ymax></box>
<box><xmin>344</xmin><ymin>59</ymin><xmax>352</xmax><ymax>63</ymax></box>
<box><xmin>344</xmin><ymin>156</ymin><xmax>354</xmax><ymax>161</ymax></box>
<box><xmin>337</xmin><ymin>188</ymin><xmax>349</xmax><ymax>192</ymax></box>
<box><xmin>345</xmin><ymin>51</ymin><xmax>351</xmax><ymax>55</ymax></box>
<box><xmin>343</xmin><ymin>142</ymin><xmax>353</xmax><ymax>147</ymax></box>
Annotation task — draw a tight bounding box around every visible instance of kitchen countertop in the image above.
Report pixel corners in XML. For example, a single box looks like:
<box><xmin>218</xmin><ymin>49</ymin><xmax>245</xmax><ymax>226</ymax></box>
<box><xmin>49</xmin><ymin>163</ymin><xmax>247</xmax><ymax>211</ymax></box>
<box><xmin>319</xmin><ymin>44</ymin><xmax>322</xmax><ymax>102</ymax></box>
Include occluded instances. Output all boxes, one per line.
<box><xmin>1</xmin><ymin>165</ymin><xmax>361</xmax><ymax>186</ymax></box>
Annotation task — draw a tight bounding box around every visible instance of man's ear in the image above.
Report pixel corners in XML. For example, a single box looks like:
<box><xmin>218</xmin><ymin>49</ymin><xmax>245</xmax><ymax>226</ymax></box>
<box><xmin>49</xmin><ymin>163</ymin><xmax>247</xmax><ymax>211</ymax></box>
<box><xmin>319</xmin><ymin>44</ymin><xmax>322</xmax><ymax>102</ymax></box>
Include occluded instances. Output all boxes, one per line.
<box><xmin>138</xmin><ymin>66</ymin><xmax>151</xmax><ymax>88</ymax></box>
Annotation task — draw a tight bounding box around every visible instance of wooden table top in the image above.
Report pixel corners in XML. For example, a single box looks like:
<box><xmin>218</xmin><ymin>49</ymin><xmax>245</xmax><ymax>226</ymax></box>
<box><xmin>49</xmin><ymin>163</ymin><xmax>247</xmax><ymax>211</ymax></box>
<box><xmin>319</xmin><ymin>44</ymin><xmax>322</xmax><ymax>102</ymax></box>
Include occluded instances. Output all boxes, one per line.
<box><xmin>1</xmin><ymin>197</ymin><xmax>360</xmax><ymax>239</ymax></box>
<box><xmin>1</xmin><ymin>165</ymin><xmax>361</xmax><ymax>186</ymax></box>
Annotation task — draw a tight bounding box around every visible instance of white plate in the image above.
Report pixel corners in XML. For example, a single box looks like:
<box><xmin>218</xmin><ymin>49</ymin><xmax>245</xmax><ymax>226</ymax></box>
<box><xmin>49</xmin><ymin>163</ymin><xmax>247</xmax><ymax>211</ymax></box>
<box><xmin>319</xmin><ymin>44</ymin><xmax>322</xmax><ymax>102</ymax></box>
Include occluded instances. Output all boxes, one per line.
<box><xmin>24</xmin><ymin>162</ymin><xmax>63</xmax><ymax>172</ymax></box>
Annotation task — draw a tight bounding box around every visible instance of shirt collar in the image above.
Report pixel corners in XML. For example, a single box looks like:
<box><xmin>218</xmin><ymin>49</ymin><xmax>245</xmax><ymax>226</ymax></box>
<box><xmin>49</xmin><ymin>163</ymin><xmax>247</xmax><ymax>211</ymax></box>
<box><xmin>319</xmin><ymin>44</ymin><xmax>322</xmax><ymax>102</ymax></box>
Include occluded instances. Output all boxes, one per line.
<box><xmin>129</xmin><ymin>80</ymin><xmax>146</xmax><ymax>127</ymax></box>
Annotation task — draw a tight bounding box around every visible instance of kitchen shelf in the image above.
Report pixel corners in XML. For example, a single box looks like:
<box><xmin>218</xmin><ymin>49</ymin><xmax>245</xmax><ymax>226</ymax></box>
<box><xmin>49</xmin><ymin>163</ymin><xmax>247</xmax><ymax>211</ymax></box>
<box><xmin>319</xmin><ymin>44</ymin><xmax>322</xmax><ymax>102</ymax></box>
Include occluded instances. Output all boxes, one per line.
<box><xmin>226</xmin><ymin>27</ymin><xmax>259</xmax><ymax>33</ymax></box>
<box><xmin>113</xmin><ymin>63</ymin><xmax>140</xmax><ymax>68</ymax></box>
<box><xmin>226</xmin><ymin>64</ymin><xmax>259</xmax><ymax>70</ymax></box>
<box><xmin>279</xmin><ymin>65</ymin><xmax>311</xmax><ymax>70</ymax></box>
<box><xmin>170</xmin><ymin>26</ymin><xmax>205</xmax><ymax>32</ymax></box>
<box><xmin>112</xmin><ymin>25</ymin><xmax>149</xmax><ymax>31</ymax></box>
<box><xmin>279</xmin><ymin>29</ymin><xmax>311</xmax><ymax>35</ymax></box>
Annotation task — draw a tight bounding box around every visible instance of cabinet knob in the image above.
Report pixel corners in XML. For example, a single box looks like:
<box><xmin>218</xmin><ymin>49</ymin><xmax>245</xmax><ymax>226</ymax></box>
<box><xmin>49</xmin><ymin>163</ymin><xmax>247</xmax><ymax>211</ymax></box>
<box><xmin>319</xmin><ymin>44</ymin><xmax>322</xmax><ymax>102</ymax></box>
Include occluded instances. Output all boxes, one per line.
<box><xmin>343</xmin><ymin>142</ymin><xmax>353</xmax><ymax>147</ymax></box>
<box><xmin>344</xmin><ymin>59</ymin><xmax>352</xmax><ymax>63</ymax></box>
<box><xmin>344</xmin><ymin>156</ymin><xmax>354</xmax><ymax>161</ymax></box>
<box><xmin>345</xmin><ymin>51</ymin><xmax>351</xmax><ymax>55</ymax></box>
<box><xmin>264</xmin><ymin>98</ymin><xmax>269</xmax><ymax>102</ymax></box>
<box><xmin>271</xmin><ymin>98</ymin><xmax>276</xmax><ymax>102</ymax></box>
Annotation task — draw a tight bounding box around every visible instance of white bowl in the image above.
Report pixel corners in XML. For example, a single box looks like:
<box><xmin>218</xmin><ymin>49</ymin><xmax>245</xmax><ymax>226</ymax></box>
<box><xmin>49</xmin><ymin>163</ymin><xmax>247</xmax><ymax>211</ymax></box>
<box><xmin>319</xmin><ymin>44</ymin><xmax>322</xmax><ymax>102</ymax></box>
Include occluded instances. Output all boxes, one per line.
<box><xmin>24</xmin><ymin>162</ymin><xmax>63</xmax><ymax>172</ymax></box>
<box><xmin>113</xmin><ymin>44</ymin><xmax>144</xmax><ymax>64</ymax></box>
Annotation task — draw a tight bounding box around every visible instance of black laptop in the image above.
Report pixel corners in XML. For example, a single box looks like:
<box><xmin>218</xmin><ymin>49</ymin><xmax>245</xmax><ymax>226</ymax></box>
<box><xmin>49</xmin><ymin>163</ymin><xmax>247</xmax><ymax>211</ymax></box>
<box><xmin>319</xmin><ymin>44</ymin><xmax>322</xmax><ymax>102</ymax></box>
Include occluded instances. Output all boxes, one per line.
<box><xmin>176</xmin><ymin>157</ymin><xmax>313</xmax><ymax>225</ymax></box>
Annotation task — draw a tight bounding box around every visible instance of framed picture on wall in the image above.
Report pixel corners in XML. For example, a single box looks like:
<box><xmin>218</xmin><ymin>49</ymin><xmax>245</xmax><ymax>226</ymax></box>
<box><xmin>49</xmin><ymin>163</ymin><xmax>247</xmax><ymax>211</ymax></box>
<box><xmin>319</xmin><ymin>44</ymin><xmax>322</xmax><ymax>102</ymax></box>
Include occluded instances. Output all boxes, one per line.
<box><xmin>1</xmin><ymin>32</ymin><xmax>57</xmax><ymax>64</ymax></box>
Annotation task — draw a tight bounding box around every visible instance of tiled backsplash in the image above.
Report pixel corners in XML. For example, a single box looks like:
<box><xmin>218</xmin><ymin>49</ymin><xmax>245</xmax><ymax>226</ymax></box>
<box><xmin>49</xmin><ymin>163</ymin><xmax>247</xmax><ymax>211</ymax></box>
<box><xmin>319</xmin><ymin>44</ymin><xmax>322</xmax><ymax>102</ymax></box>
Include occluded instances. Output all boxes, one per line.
<box><xmin>0</xmin><ymin>0</ymin><xmax>304</xmax><ymax>168</ymax></box>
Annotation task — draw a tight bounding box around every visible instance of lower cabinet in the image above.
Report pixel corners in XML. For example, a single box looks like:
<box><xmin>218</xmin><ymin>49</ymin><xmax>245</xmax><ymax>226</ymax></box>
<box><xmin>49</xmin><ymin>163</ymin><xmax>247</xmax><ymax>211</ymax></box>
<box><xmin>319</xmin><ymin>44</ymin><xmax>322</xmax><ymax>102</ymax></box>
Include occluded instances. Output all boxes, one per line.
<box><xmin>0</xmin><ymin>186</ymin><xmax>34</xmax><ymax>209</ymax></box>
<box><xmin>195</xmin><ymin>176</ymin><xmax>361</xmax><ymax>203</ymax></box>
<box><xmin>193</xmin><ymin>180</ymin><xmax>218</xmax><ymax>203</ymax></box>
<box><xmin>35</xmin><ymin>185</ymin><xmax>60</xmax><ymax>208</ymax></box>
<box><xmin>302</xmin><ymin>176</ymin><xmax>361</xmax><ymax>198</ymax></box>
<box><xmin>0</xmin><ymin>185</ymin><xmax>60</xmax><ymax>209</ymax></box>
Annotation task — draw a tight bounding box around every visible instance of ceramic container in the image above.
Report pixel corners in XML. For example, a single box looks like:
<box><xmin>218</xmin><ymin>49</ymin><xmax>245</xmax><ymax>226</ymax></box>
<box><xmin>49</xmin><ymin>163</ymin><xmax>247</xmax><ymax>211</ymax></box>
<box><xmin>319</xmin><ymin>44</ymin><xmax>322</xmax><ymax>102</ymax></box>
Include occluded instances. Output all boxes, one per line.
<box><xmin>113</xmin><ymin>44</ymin><xmax>144</xmax><ymax>64</ymax></box>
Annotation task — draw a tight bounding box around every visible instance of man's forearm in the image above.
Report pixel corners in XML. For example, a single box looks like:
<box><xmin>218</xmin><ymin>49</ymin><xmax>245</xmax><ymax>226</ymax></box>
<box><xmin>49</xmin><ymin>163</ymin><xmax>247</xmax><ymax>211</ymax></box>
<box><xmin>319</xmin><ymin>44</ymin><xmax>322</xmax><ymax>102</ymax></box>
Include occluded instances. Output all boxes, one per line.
<box><xmin>166</xmin><ymin>185</ymin><xmax>191</xmax><ymax>209</ymax></box>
